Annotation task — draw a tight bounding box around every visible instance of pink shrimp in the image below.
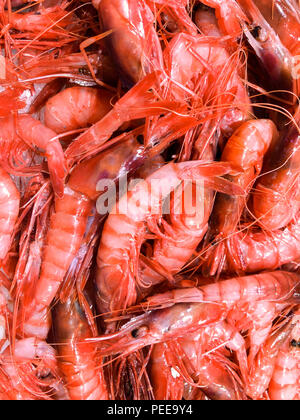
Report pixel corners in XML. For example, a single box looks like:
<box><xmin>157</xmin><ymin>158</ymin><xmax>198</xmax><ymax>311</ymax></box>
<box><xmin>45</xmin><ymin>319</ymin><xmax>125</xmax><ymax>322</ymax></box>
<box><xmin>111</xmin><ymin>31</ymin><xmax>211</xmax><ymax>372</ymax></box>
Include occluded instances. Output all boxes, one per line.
<box><xmin>146</xmin><ymin>271</ymin><xmax>300</xmax><ymax>309</ymax></box>
<box><xmin>96</xmin><ymin>160</ymin><xmax>243</xmax><ymax>315</ymax></box>
<box><xmin>65</xmin><ymin>73</ymin><xmax>178</xmax><ymax>162</ymax></box>
<box><xmin>268</xmin><ymin>310</ymin><xmax>300</xmax><ymax>400</ymax></box>
<box><xmin>53</xmin><ymin>297</ymin><xmax>108</xmax><ymax>400</ymax></box>
<box><xmin>237</xmin><ymin>0</ymin><xmax>295</xmax><ymax>92</ymax></box>
<box><xmin>172</xmin><ymin>326</ymin><xmax>247</xmax><ymax>400</ymax></box>
<box><xmin>252</xmin><ymin>118</ymin><xmax>300</xmax><ymax>231</ymax></box>
<box><xmin>94</xmin><ymin>0</ymin><xmax>164</xmax><ymax>86</ymax></box>
<box><xmin>10</xmin><ymin>115</ymin><xmax>66</xmax><ymax>198</ymax></box>
<box><xmin>226</xmin><ymin>215</ymin><xmax>300</xmax><ymax>274</ymax></box>
<box><xmin>149</xmin><ymin>342</ymin><xmax>184</xmax><ymax>400</ymax></box>
<box><xmin>202</xmin><ymin>119</ymin><xmax>277</xmax><ymax>276</ymax></box>
<box><xmin>44</xmin><ymin>86</ymin><xmax>114</xmax><ymax>135</ymax></box>
<box><xmin>246</xmin><ymin>318</ymin><xmax>295</xmax><ymax>399</ymax></box>
<box><xmin>199</xmin><ymin>0</ymin><xmax>248</xmax><ymax>35</ymax></box>
<box><xmin>87</xmin><ymin>301</ymin><xmax>228</xmax><ymax>357</ymax></box>
<box><xmin>23</xmin><ymin>138</ymin><xmax>140</xmax><ymax>338</ymax></box>
<box><xmin>0</xmin><ymin>166</ymin><xmax>20</xmax><ymax>260</ymax></box>
<box><xmin>0</xmin><ymin>338</ymin><xmax>58</xmax><ymax>400</ymax></box>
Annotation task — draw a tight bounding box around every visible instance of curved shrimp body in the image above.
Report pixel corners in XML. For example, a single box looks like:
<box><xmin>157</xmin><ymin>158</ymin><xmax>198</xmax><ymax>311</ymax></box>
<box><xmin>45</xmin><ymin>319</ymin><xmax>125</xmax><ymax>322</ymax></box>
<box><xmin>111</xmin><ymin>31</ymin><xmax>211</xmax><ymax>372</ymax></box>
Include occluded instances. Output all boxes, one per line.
<box><xmin>0</xmin><ymin>167</ymin><xmax>20</xmax><ymax>259</ymax></box>
<box><xmin>252</xmin><ymin>123</ymin><xmax>300</xmax><ymax>231</ymax></box>
<box><xmin>149</xmin><ymin>342</ymin><xmax>184</xmax><ymax>400</ymax></box>
<box><xmin>199</xmin><ymin>0</ymin><xmax>248</xmax><ymax>35</ymax></box>
<box><xmin>15</xmin><ymin>115</ymin><xmax>66</xmax><ymax>198</ymax></box>
<box><xmin>24</xmin><ymin>139</ymin><xmax>139</xmax><ymax>338</ymax></box>
<box><xmin>44</xmin><ymin>87</ymin><xmax>114</xmax><ymax>135</ymax></box>
<box><xmin>268</xmin><ymin>345</ymin><xmax>300</xmax><ymax>400</ymax></box>
<box><xmin>164</xmin><ymin>31</ymin><xmax>249</xmax><ymax>107</ymax></box>
<box><xmin>0</xmin><ymin>338</ymin><xmax>57</xmax><ymax>400</ymax></box>
<box><xmin>228</xmin><ymin>216</ymin><xmax>300</xmax><ymax>273</ymax></box>
<box><xmin>96</xmin><ymin>0</ymin><xmax>164</xmax><ymax>86</ymax></box>
<box><xmin>176</xmin><ymin>329</ymin><xmax>247</xmax><ymax>400</ymax></box>
<box><xmin>268</xmin><ymin>310</ymin><xmax>300</xmax><ymax>400</ymax></box>
<box><xmin>96</xmin><ymin>160</ymin><xmax>241</xmax><ymax>314</ymax></box>
<box><xmin>203</xmin><ymin>119</ymin><xmax>277</xmax><ymax>275</ymax></box>
<box><xmin>53</xmin><ymin>298</ymin><xmax>108</xmax><ymax>400</ymax></box>
<box><xmin>246</xmin><ymin>320</ymin><xmax>295</xmax><ymax>399</ymax></box>
<box><xmin>146</xmin><ymin>271</ymin><xmax>300</xmax><ymax>309</ymax></box>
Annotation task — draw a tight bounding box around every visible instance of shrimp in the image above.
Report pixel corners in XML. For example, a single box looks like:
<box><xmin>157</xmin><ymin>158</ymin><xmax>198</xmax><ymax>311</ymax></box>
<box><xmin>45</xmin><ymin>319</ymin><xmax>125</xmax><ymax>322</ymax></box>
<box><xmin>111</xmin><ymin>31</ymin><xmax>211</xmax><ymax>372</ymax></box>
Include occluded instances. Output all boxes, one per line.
<box><xmin>227</xmin><ymin>301</ymin><xmax>283</xmax><ymax>364</ymax></box>
<box><xmin>246</xmin><ymin>318</ymin><xmax>295</xmax><ymax>399</ymax></box>
<box><xmin>95</xmin><ymin>0</ymin><xmax>164</xmax><ymax>86</ymax></box>
<box><xmin>0</xmin><ymin>338</ymin><xmax>58</xmax><ymax>400</ymax></box>
<box><xmin>252</xmin><ymin>119</ymin><xmax>300</xmax><ymax>231</ymax></box>
<box><xmin>87</xmin><ymin>301</ymin><xmax>228</xmax><ymax>357</ymax></box>
<box><xmin>23</xmin><ymin>138</ymin><xmax>140</xmax><ymax>338</ymax></box>
<box><xmin>0</xmin><ymin>166</ymin><xmax>20</xmax><ymax>260</ymax></box>
<box><xmin>268</xmin><ymin>310</ymin><xmax>300</xmax><ymax>400</ymax></box>
<box><xmin>199</xmin><ymin>0</ymin><xmax>248</xmax><ymax>35</ymax></box>
<box><xmin>237</xmin><ymin>0</ymin><xmax>295</xmax><ymax>92</ymax></box>
<box><xmin>202</xmin><ymin>119</ymin><xmax>277</xmax><ymax>276</ymax></box>
<box><xmin>44</xmin><ymin>87</ymin><xmax>114</xmax><ymax>135</ymax></box>
<box><xmin>52</xmin><ymin>298</ymin><xmax>108</xmax><ymax>400</ymax></box>
<box><xmin>149</xmin><ymin>342</ymin><xmax>184</xmax><ymax>400</ymax></box>
<box><xmin>173</xmin><ymin>327</ymin><xmax>247</xmax><ymax>400</ymax></box>
<box><xmin>96</xmin><ymin>160</ymin><xmax>242</xmax><ymax>315</ymax></box>
<box><xmin>146</xmin><ymin>271</ymin><xmax>300</xmax><ymax>309</ymax></box>
<box><xmin>13</xmin><ymin>115</ymin><xmax>66</xmax><ymax>198</ymax></box>
<box><xmin>227</xmin><ymin>215</ymin><xmax>300</xmax><ymax>273</ymax></box>
<box><xmin>65</xmin><ymin>72</ymin><xmax>178</xmax><ymax>162</ymax></box>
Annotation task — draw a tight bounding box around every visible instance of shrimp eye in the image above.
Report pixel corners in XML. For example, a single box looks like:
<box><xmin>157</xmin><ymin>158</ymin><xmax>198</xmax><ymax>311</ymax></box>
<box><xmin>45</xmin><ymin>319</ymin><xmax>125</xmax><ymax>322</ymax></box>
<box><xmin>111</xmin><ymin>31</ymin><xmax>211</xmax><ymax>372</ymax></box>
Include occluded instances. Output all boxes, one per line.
<box><xmin>290</xmin><ymin>339</ymin><xmax>300</xmax><ymax>348</ymax></box>
<box><xmin>251</xmin><ymin>26</ymin><xmax>268</xmax><ymax>43</ymax></box>
<box><xmin>131</xmin><ymin>326</ymin><xmax>148</xmax><ymax>339</ymax></box>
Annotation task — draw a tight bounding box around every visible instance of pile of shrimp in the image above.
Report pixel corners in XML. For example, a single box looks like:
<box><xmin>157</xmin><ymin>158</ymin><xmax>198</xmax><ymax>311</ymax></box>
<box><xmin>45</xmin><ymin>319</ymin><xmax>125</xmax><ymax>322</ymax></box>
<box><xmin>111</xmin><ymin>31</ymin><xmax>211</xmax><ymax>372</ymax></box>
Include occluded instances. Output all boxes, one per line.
<box><xmin>0</xmin><ymin>0</ymin><xmax>299</xmax><ymax>400</ymax></box>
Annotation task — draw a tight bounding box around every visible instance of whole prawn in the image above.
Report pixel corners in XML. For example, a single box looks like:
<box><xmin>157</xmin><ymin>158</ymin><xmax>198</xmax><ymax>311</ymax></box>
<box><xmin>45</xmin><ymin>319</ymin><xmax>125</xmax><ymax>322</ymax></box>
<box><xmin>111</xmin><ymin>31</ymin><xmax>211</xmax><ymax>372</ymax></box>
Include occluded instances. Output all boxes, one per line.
<box><xmin>53</xmin><ymin>297</ymin><xmax>108</xmax><ymax>400</ymax></box>
<box><xmin>202</xmin><ymin>119</ymin><xmax>277</xmax><ymax>276</ymax></box>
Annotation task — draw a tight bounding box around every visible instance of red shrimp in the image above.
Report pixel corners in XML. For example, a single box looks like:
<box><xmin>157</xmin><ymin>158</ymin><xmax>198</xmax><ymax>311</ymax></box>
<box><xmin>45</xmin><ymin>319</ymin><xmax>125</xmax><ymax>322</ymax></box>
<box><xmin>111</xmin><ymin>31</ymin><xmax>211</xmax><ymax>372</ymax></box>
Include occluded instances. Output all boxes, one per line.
<box><xmin>227</xmin><ymin>216</ymin><xmax>300</xmax><ymax>273</ymax></box>
<box><xmin>86</xmin><ymin>301</ymin><xmax>228</xmax><ymax>357</ymax></box>
<box><xmin>23</xmin><ymin>138</ymin><xmax>140</xmax><ymax>338</ymax></box>
<box><xmin>172</xmin><ymin>326</ymin><xmax>247</xmax><ymax>400</ymax></box>
<box><xmin>94</xmin><ymin>0</ymin><xmax>164</xmax><ymax>86</ymax></box>
<box><xmin>146</xmin><ymin>271</ymin><xmax>300</xmax><ymax>309</ymax></box>
<box><xmin>199</xmin><ymin>0</ymin><xmax>248</xmax><ymax>35</ymax></box>
<box><xmin>227</xmin><ymin>301</ymin><xmax>284</xmax><ymax>364</ymax></box>
<box><xmin>268</xmin><ymin>310</ymin><xmax>300</xmax><ymax>400</ymax></box>
<box><xmin>0</xmin><ymin>338</ymin><xmax>58</xmax><ymax>400</ymax></box>
<box><xmin>202</xmin><ymin>119</ymin><xmax>277</xmax><ymax>276</ymax></box>
<box><xmin>252</xmin><ymin>119</ymin><xmax>300</xmax><ymax>231</ymax></box>
<box><xmin>96</xmin><ymin>160</ymin><xmax>243</xmax><ymax>315</ymax></box>
<box><xmin>246</xmin><ymin>318</ymin><xmax>295</xmax><ymax>399</ymax></box>
<box><xmin>65</xmin><ymin>73</ymin><xmax>178</xmax><ymax>162</ymax></box>
<box><xmin>52</xmin><ymin>297</ymin><xmax>108</xmax><ymax>400</ymax></box>
<box><xmin>12</xmin><ymin>115</ymin><xmax>66</xmax><ymax>198</ymax></box>
<box><xmin>149</xmin><ymin>342</ymin><xmax>184</xmax><ymax>400</ymax></box>
<box><xmin>237</xmin><ymin>0</ymin><xmax>295</xmax><ymax>91</ymax></box>
<box><xmin>44</xmin><ymin>87</ymin><xmax>114</xmax><ymax>135</ymax></box>
<box><xmin>0</xmin><ymin>167</ymin><xmax>20</xmax><ymax>260</ymax></box>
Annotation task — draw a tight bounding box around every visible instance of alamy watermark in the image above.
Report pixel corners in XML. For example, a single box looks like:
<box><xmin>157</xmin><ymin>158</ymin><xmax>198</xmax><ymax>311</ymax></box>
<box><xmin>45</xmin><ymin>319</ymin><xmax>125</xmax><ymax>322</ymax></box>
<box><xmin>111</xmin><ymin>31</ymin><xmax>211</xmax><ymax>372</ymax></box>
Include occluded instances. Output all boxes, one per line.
<box><xmin>96</xmin><ymin>175</ymin><xmax>205</xmax><ymax>219</ymax></box>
